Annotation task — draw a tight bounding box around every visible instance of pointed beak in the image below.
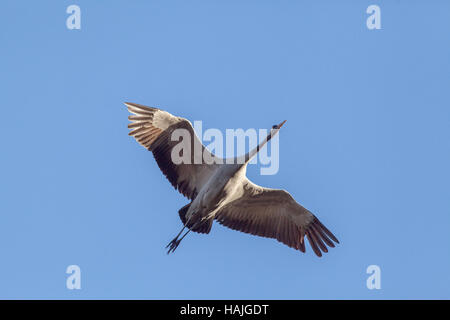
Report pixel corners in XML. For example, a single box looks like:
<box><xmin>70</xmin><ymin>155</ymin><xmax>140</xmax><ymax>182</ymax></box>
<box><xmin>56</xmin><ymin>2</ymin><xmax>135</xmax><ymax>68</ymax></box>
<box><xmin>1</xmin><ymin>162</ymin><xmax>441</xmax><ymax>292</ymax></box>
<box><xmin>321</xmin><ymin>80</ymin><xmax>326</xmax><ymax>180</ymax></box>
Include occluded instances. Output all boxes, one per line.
<box><xmin>277</xmin><ymin>120</ymin><xmax>287</xmax><ymax>129</ymax></box>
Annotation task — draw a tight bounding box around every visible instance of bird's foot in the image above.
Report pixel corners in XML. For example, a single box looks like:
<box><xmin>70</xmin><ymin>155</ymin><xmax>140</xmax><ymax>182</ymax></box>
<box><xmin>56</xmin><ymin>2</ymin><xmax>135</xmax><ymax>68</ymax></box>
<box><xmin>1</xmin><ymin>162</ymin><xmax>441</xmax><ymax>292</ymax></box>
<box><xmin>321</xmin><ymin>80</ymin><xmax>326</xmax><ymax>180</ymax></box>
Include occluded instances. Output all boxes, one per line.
<box><xmin>166</xmin><ymin>238</ymin><xmax>181</xmax><ymax>254</ymax></box>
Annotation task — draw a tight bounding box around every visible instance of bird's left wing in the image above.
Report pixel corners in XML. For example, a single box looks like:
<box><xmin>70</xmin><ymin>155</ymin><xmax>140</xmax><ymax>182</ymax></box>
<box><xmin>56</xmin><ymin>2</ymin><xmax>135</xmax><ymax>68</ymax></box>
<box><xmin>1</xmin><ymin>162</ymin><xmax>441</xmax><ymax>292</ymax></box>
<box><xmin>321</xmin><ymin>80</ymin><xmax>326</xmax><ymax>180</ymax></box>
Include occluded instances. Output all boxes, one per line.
<box><xmin>125</xmin><ymin>102</ymin><xmax>221</xmax><ymax>199</ymax></box>
<box><xmin>215</xmin><ymin>178</ymin><xmax>339</xmax><ymax>256</ymax></box>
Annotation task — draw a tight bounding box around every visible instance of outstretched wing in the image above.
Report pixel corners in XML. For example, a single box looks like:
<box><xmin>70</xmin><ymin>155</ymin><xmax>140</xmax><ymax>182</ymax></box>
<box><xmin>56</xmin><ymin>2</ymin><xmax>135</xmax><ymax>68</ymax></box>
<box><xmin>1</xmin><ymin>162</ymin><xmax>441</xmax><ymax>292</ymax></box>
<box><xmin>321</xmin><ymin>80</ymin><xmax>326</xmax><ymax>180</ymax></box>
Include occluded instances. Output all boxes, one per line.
<box><xmin>215</xmin><ymin>178</ymin><xmax>339</xmax><ymax>256</ymax></box>
<box><xmin>125</xmin><ymin>102</ymin><xmax>221</xmax><ymax>199</ymax></box>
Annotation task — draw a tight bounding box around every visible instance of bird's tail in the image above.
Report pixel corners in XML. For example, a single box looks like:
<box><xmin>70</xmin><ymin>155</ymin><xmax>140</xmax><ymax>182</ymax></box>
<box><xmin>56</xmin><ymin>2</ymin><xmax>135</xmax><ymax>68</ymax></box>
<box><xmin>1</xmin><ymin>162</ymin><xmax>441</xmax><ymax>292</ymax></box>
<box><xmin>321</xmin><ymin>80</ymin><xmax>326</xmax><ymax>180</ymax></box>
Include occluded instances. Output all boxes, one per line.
<box><xmin>178</xmin><ymin>203</ymin><xmax>213</xmax><ymax>234</ymax></box>
<box><xmin>178</xmin><ymin>203</ymin><xmax>191</xmax><ymax>226</ymax></box>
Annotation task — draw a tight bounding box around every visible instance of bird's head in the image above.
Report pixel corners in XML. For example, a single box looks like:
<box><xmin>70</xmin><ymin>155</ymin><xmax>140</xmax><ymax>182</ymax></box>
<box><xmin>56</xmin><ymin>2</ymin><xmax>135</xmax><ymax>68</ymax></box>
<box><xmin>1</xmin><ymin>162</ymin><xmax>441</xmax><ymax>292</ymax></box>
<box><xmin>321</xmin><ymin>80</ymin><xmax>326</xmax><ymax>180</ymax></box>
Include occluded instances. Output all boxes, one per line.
<box><xmin>271</xmin><ymin>120</ymin><xmax>287</xmax><ymax>131</ymax></box>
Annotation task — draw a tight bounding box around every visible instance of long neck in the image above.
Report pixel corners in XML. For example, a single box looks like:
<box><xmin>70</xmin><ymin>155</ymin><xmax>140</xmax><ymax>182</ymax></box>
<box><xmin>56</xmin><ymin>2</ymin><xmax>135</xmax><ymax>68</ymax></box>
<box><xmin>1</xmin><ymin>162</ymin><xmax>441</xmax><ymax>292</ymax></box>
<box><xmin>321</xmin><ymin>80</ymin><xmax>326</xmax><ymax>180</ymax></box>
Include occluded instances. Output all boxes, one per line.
<box><xmin>242</xmin><ymin>129</ymin><xmax>277</xmax><ymax>164</ymax></box>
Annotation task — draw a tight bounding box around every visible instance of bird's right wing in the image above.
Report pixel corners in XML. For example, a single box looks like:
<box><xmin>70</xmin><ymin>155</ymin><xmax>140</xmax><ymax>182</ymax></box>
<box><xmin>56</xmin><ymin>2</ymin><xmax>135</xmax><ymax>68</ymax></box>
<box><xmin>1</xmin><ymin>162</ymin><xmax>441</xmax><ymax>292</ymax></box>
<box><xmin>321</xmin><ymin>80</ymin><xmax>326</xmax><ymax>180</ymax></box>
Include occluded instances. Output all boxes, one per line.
<box><xmin>126</xmin><ymin>102</ymin><xmax>221</xmax><ymax>199</ymax></box>
<box><xmin>215</xmin><ymin>178</ymin><xmax>339</xmax><ymax>256</ymax></box>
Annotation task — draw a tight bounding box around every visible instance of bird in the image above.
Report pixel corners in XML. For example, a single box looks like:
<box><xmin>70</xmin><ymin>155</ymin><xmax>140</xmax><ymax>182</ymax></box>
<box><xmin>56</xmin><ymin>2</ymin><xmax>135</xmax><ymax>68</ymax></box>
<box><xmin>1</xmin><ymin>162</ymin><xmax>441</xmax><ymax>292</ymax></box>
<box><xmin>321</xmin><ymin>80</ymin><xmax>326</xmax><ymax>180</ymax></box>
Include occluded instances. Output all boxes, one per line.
<box><xmin>125</xmin><ymin>102</ymin><xmax>339</xmax><ymax>257</ymax></box>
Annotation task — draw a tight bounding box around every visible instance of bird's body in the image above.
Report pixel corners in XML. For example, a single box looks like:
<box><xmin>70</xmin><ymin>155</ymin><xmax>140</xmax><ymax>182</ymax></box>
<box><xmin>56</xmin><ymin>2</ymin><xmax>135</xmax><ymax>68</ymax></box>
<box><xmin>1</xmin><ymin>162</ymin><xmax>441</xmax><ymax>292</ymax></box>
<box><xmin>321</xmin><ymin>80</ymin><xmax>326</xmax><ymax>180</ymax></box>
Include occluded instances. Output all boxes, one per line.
<box><xmin>187</xmin><ymin>164</ymin><xmax>241</xmax><ymax>221</ymax></box>
<box><xmin>125</xmin><ymin>102</ymin><xmax>339</xmax><ymax>257</ymax></box>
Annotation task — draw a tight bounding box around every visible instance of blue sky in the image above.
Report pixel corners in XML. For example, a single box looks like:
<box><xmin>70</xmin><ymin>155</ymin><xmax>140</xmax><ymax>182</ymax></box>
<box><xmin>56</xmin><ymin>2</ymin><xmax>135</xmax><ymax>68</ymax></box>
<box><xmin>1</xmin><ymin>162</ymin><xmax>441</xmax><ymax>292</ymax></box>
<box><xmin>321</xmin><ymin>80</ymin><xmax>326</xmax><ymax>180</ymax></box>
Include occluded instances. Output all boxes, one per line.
<box><xmin>1</xmin><ymin>1</ymin><xmax>449</xmax><ymax>299</ymax></box>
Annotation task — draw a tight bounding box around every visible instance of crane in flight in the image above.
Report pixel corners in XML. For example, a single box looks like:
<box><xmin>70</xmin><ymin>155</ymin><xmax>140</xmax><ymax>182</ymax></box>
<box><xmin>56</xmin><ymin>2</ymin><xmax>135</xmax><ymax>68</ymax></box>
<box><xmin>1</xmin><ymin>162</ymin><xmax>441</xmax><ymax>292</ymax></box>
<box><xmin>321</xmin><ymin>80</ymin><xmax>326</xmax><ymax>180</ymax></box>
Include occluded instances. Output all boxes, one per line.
<box><xmin>125</xmin><ymin>102</ymin><xmax>339</xmax><ymax>257</ymax></box>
